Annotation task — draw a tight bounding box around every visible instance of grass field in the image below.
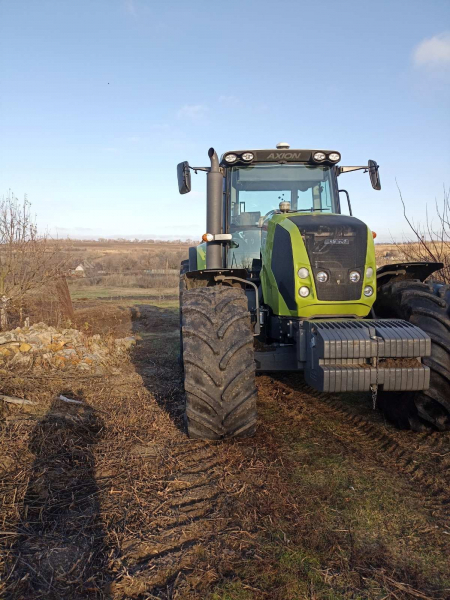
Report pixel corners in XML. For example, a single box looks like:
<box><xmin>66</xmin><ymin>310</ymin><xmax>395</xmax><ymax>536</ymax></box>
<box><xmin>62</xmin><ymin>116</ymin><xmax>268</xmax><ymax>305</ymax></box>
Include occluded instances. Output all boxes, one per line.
<box><xmin>69</xmin><ymin>285</ymin><xmax>178</xmax><ymax>301</ymax></box>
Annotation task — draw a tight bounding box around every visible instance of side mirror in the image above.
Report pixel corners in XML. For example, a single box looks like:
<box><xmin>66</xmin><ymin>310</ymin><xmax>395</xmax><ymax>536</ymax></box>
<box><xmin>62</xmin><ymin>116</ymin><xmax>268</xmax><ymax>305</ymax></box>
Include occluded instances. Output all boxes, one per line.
<box><xmin>368</xmin><ymin>160</ymin><xmax>381</xmax><ymax>190</ymax></box>
<box><xmin>177</xmin><ymin>161</ymin><xmax>191</xmax><ymax>194</ymax></box>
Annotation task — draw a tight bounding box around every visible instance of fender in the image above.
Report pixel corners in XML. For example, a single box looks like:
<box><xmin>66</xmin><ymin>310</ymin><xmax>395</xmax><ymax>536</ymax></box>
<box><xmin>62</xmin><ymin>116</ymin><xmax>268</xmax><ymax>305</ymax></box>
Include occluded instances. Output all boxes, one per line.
<box><xmin>376</xmin><ymin>261</ymin><xmax>443</xmax><ymax>288</ymax></box>
<box><xmin>184</xmin><ymin>268</ymin><xmax>248</xmax><ymax>290</ymax></box>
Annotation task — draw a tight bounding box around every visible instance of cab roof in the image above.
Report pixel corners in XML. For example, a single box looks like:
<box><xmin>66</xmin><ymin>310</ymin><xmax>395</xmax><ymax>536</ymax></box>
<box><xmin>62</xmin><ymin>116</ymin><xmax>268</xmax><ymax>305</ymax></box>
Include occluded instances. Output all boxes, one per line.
<box><xmin>220</xmin><ymin>149</ymin><xmax>341</xmax><ymax>167</ymax></box>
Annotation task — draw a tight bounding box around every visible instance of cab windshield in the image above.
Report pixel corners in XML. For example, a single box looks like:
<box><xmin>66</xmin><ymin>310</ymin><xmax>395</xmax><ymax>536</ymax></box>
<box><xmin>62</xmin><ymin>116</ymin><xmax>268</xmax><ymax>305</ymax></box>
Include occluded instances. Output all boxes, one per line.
<box><xmin>227</xmin><ymin>164</ymin><xmax>338</xmax><ymax>269</ymax></box>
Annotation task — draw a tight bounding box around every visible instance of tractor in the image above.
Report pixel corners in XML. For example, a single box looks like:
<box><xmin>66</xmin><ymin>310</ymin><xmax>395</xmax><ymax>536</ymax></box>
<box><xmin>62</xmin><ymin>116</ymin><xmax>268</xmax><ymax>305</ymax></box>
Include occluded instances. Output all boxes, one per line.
<box><xmin>177</xmin><ymin>144</ymin><xmax>450</xmax><ymax>439</ymax></box>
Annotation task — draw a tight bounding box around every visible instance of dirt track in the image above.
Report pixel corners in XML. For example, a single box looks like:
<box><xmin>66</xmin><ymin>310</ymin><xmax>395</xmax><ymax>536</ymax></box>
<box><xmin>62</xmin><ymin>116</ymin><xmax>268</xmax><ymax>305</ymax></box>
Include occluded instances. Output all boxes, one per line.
<box><xmin>1</xmin><ymin>301</ymin><xmax>450</xmax><ymax>599</ymax></box>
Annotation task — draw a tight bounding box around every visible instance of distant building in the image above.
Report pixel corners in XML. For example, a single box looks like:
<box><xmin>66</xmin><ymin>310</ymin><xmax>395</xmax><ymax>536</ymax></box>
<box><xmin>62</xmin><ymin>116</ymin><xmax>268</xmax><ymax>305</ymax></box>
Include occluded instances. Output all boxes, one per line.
<box><xmin>70</xmin><ymin>261</ymin><xmax>96</xmax><ymax>277</ymax></box>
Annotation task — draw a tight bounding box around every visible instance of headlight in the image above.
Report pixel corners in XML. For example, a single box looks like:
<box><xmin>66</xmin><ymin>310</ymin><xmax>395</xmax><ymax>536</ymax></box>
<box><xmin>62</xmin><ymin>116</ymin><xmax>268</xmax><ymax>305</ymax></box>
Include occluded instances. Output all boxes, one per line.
<box><xmin>313</xmin><ymin>151</ymin><xmax>326</xmax><ymax>162</ymax></box>
<box><xmin>299</xmin><ymin>286</ymin><xmax>310</xmax><ymax>298</ymax></box>
<box><xmin>316</xmin><ymin>271</ymin><xmax>328</xmax><ymax>283</ymax></box>
<box><xmin>349</xmin><ymin>271</ymin><xmax>361</xmax><ymax>283</ymax></box>
<box><xmin>328</xmin><ymin>152</ymin><xmax>341</xmax><ymax>162</ymax></box>
<box><xmin>364</xmin><ymin>286</ymin><xmax>374</xmax><ymax>297</ymax></box>
<box><xmin>366</xmin><ymin>267</ymin><xmax>374</xmax><ymax>279</ymax></box>
<box><xmin>241</xmin><ymin>152</ymin><xmax>254</xmax><ymax>161</ymax></box>
<box><xmin>225</xmin><ymin>153</ymin><xmax>237</xmax><ymax>163</ymax></box>
<box><xmin>297</xmin><ymin>267</ymin><xmax>309</xmax><ymax>279</ymax></box>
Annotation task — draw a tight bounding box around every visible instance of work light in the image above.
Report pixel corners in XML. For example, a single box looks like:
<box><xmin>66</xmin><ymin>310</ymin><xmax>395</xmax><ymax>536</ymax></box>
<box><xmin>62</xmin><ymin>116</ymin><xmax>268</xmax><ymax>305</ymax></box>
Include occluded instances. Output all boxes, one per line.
<box><xmin>313</xmin><ymin>152</ymin><xmax>326</xmax><ymax>162</ymax></box>
<box><xmin>242</xmin><ymin>152</ymin><xmax>254</xmax><ymax>161</ymax></box>
<box><xmin>225</xmin><ymin>154</ymin><xmax>237</xmax><ymax>163</ymax></box>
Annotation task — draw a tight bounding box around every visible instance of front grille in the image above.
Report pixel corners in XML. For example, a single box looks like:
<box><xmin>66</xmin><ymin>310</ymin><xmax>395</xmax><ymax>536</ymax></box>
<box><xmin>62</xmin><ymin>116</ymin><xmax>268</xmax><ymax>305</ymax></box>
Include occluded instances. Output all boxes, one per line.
<box><xmin>288</xmin><ymin>215</ymin><xmax>368</xmax><ymax>302</ymax></box>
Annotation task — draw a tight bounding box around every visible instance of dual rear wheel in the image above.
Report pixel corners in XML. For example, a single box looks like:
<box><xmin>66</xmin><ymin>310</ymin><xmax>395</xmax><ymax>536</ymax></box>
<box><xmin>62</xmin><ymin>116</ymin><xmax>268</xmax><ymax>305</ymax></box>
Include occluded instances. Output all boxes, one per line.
<box><xmin>375</xmin><ymin>279</ymin><xmax>450</xmax><ymax>431</ymax></box>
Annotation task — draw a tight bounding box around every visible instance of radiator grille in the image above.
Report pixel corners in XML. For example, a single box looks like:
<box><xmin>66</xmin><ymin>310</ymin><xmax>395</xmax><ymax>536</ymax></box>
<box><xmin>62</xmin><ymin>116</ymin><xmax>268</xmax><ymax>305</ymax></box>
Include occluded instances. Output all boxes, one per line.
<box><xmin>288</xmin><ymin>215</ymin><xmax>368</xmax><ymax>302</ymax></box>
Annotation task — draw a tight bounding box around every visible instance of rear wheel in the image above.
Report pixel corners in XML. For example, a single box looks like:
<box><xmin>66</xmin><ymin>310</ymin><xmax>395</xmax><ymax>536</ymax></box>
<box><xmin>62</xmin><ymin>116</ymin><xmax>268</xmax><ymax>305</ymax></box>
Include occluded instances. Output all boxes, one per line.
<box><xmin>180</xmin><ymin>285</ymin><xmax>257</xmax><ymax>439</ymax></box>
<box><xmin>375</xmin><ymin>279</ymin><xmax>450</xmax><ymax>431</ymax></box>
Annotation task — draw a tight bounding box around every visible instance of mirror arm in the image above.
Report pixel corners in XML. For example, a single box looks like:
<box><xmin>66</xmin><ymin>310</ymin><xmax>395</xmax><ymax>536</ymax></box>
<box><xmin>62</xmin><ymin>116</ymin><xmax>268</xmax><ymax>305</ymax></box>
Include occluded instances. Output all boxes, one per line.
<box><xmin>189</xmin><ymin>166</ymin><xmax>210</xmax><ymax>174</ymax></box>
<box><xmin>338</xmin><ymin>166</ymin><xmax>368</xmax><ymax>175</ymax></box>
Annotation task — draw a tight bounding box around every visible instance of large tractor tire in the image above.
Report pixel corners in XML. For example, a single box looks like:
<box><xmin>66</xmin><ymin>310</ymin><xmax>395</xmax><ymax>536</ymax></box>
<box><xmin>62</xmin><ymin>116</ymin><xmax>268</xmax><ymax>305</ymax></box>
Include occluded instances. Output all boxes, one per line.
<box><xmin>180</xmin><ymin>285</ymin><xmax>257</xmax><ymax>439</ymax></box>
<box><xmin>375</xmin><ymin>279</ymin><xmax>450</xmax><ymax>431</ymax></box>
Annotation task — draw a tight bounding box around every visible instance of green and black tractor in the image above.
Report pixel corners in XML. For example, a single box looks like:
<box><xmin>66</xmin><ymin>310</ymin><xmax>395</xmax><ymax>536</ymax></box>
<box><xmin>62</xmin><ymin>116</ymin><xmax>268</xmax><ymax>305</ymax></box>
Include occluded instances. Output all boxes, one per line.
<box><xmin>177</xmin><ymin>144</ymin><xmax>450</xmax><ymax>439</ymax></box>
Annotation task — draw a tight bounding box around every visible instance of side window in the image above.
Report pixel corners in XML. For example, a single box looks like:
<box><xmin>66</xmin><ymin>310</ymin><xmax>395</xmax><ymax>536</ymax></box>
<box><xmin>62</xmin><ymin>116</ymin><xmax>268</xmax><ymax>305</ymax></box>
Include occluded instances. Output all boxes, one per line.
<box><xmin>320</xmin><ymin>180</ymin><xmax>333</xmax><ymax>211</ymax></box>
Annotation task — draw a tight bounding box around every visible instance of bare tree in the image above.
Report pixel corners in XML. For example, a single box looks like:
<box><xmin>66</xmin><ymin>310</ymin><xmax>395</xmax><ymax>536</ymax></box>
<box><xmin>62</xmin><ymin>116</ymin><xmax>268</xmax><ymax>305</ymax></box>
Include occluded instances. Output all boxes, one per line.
<box><xmin>396</xmin><ymin>183</ymin><xmax>450</xmax><ymax>284</ymax></box>
<box><xmin>0</xmin><ymin>191</ymin><xmax>70</xmax><ymax>328</ymax></box>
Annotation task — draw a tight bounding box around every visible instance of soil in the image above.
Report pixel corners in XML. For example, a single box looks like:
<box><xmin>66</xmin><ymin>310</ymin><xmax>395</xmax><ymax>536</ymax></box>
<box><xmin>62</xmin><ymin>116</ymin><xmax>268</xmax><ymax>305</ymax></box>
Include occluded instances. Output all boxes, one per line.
<box><xmin>1</xmin><ymin>297</ymin><xmax>449</xmax><ymax>599</ymax></box>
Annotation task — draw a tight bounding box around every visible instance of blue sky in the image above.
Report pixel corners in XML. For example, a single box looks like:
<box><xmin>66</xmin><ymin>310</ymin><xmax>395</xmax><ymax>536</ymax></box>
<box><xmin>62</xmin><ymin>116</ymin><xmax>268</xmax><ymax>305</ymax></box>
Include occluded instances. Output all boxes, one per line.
<box><xmin>1</xmin><ymin>0</ymin><xmax>449</xmax><ymax>242</ymax></box>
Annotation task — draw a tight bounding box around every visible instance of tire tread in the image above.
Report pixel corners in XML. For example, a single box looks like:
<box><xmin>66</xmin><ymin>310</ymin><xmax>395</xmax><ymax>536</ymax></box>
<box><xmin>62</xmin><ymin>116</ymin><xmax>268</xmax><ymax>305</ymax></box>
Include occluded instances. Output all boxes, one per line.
<box><xmin>181</xmin><ymin>286</ymin><xmax>257</xmax><ymax>439</ymax></box>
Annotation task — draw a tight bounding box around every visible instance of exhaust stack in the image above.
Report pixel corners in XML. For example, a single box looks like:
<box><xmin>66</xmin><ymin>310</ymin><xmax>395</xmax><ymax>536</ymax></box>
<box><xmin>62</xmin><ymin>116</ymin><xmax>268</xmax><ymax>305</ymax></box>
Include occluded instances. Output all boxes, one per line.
<box><xmin>206</xmin><ymin>148</ymin><xmax>223</xmax><ymax>269</ymax></box>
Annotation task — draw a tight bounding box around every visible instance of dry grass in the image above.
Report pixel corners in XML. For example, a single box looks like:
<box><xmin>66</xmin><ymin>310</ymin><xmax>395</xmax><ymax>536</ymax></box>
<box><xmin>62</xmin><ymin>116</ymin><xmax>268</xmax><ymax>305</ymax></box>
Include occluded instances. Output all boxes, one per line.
<box><xmin>1</xmin><ymin>293</ymin><xmax>449</xmax><ymax>599</ymax></box>
<box><xmin>1</xmin><ymin>234</ymin><xmax>450</xmax><ymax>598</ymax></box>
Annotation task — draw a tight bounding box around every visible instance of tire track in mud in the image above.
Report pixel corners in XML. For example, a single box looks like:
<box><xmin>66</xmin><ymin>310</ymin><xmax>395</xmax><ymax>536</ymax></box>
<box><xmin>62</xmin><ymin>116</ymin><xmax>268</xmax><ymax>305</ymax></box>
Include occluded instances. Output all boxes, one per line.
<box><xmin>260</xmin><ymin>374</ymin><xmax>450</xmax><ymax>528</ymax></box>
<box><xmin>110</xmin><ymin>439</ymin><xmax>229</xmax><ymax>599</ymax></box>
<box><xmin>120</xmin><ymin>305</ymin><xmax>235</xmax><ymax>599</ymax></box>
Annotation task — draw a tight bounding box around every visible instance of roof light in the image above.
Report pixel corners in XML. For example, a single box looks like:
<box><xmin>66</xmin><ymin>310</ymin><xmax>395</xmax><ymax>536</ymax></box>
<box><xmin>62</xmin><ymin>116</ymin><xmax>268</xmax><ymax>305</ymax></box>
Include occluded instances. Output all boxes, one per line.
<box><xmin>328</xmin><ymin>152</ymin><xmax>341</xmax><ymax>162</ymax></box>
<box><xmin>225</xmin><ymin>154</ymin><xmax>237</xmax><ymax>163</ymax></box>
<box><xmin>242</xmin><ymin>152</ymin><xmax>254</xmax><ymax>161</ymax></box>
<box><xmin>313</xmin><ymin>151</ymin><xmax>326</xmax><ymax>162</ymax></box>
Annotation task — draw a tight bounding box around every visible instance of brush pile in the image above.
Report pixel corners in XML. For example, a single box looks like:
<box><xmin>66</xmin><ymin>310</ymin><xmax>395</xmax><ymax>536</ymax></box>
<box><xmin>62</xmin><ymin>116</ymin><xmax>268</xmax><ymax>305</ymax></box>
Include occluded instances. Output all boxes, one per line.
<box><xmin>0</xmin><ymin>322</ymin><xmax>135</xmax><ymax>373</ymax></box>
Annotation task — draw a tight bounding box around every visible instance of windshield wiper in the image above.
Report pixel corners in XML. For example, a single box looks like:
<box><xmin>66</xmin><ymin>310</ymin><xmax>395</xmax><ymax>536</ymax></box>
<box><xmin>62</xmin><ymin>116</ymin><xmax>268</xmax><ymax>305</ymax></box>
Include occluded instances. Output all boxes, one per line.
<box><xmin>292</xmin><ymin>208</ymin><xmax>328</xmax><ymax>212</ymax></box>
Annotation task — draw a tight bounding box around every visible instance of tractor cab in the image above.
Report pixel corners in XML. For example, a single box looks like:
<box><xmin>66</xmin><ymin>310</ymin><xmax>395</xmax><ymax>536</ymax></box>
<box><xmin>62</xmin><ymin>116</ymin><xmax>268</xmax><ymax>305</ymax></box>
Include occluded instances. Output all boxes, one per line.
<box><xmin>223</xmin><ymin>152</ymin><xmax>341</xmax><ymax>270</ymax></box>
<box><xmin>177</xmin><ymin>143</ymin><xmax>381</xmax><ymax>274</ymax></box>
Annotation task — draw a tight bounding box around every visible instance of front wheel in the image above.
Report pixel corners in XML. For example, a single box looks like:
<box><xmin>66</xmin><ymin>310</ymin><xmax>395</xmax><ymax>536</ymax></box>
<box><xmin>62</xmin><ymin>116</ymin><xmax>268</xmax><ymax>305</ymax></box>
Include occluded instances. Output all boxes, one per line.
<box><xmin>180</xmin><ymin>285</ymin><xmax>257</xmax><ymax>440</ymax></box>
<box><xmin>375</xmin><ymin>279</ymin><xmax>450</xmax><ymax>431</ymax></box>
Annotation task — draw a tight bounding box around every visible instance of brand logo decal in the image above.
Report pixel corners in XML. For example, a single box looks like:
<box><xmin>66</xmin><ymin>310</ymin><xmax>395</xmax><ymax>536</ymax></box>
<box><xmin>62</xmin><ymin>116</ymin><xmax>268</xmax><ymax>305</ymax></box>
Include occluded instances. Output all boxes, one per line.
<box><xmin>324</xmin><ymin>238</ymin><xmax>349</xmax><ymax>245</ymax></box>
<box><xmin>266</xmin><ymin>152</ymin><xmax>302</xmax><ymax>160</ymax></box>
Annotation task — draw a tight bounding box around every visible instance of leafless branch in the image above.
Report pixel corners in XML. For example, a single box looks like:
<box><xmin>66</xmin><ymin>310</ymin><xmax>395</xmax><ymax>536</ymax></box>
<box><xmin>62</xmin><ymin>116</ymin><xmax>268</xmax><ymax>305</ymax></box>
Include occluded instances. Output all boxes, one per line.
<box><xmin>396</xmin><ymin>183</ymin><xmax>450</xmax><ymax>283</ymax></box>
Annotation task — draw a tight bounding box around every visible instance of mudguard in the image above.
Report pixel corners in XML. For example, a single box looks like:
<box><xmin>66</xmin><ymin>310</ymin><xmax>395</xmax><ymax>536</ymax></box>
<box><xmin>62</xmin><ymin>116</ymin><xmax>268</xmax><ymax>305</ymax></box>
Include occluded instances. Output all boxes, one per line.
<box><xmin>376</xmin><ymin>262</ymin><xmax>443</xmax><ymax>288</ymax></box>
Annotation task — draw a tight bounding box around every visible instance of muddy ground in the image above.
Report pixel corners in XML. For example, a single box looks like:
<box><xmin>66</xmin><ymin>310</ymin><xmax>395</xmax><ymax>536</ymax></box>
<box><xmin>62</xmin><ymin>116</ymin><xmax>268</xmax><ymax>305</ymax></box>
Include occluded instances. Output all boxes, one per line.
<box><xmin>1</xmin><ymin>297</ymin><xmax>450</xmax><ymax>599</ymax></box>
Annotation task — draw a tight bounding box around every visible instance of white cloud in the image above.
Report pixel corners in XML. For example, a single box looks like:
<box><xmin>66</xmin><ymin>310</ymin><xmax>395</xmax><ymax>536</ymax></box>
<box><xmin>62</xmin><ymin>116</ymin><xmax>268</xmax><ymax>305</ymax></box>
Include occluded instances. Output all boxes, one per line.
<box><xmin>413</xmin><ymin>32</ymin><xmax>450</xmax><ymax>68</ymax></box>
<box><xmin>177</xmin><ymin>104</ymin><xmax>209</xmax><ymax>121</ymax></box>
<box><xmin>218</xmin><ymin>95</ymin><xmax>240</xmax><ymax>107</ymax></box>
